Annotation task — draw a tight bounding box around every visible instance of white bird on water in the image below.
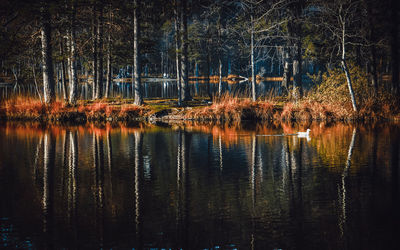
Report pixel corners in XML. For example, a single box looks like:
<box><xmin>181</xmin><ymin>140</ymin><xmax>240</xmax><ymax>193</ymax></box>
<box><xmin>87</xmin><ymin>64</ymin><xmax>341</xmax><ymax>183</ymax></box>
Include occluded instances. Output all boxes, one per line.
<box><xmin>297</xmin><ymin>128</ymin><xmax>311</xmax><ymax>136</ymax></box>
<box><xmin>297</xmin><ymin>129</ymin><xmax>311</xmax><ymax>141</ymax></box>
<box><xmin>256</xmin><ymin>129</ymin><xmax>311</xmax><ymax>141</ymax></box>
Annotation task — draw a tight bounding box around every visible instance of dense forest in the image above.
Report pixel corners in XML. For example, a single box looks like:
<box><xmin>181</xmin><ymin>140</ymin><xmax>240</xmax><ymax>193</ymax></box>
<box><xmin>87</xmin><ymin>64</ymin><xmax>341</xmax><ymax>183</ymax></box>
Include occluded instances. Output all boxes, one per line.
<box><xmin>0</xmin><ymin>0</ymin><xmax>399</xmax><ymax>120</ymax></box>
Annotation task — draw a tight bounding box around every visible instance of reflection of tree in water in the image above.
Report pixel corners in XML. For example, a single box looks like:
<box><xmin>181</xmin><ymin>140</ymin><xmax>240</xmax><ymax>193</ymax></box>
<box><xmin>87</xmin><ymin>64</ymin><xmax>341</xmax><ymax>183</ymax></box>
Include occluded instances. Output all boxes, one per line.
<box><xmin>338</xmin><ymin>127</ymin><xmax>356</xmax><ymax>247</ymax></box>
<box><xmin>176</xmin><ymin>129</ymin><xmax>192</xmax><ymax>249</ymax></box>
<box><xmin>92</xmin><ymin>132</ymin><xmax>105</xmax><ymax>247</ymax></box>
<box><xmin>67</xmin><ymin>131</ymin><xmax>78</xmax><ymax>246</ymax></box>
<box><xmin>249</xmin><ymin>134</ymin><xmax>256</xmax><ymax>250</ymax></box>
<box><xmin>33</xmin><ymin>133</ymin><xmax>43</xmax><ymax>182</ymax></box>
<box><xmin>42</xmin><ymin>132</ymin><xmax>55</xmax><ymax>249</ymax></box>
<box><xmin>106</xmin><ymin>130</ymin><xmax>114</xmax><ymax>218</ymax></box>
<box><xmin>128</xmin><ymin>130</ymin><xmax>144</xmax><ymax>248</ymax></box>
<box><xmin>3</xmin><ymin>122</ymin><xmax>400</xmax><ymax>249</ymax></box>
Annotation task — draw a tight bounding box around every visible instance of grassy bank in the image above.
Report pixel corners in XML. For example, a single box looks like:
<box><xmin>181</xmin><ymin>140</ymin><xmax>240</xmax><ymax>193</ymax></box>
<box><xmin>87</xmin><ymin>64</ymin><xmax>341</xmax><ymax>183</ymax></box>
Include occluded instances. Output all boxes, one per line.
<box><xmin>0</xmin><ymin>93</ymin><xmax>399</xmax><ymax>123</ymax></box>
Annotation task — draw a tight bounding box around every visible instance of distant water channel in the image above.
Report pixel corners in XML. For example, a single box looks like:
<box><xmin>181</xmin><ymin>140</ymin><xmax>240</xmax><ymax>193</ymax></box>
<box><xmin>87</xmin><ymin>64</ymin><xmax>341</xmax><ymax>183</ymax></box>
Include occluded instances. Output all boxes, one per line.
<box><xmin>0</xmin><ymin>122</ymin><xmax>399</xmax><ymax>249</ymax></box>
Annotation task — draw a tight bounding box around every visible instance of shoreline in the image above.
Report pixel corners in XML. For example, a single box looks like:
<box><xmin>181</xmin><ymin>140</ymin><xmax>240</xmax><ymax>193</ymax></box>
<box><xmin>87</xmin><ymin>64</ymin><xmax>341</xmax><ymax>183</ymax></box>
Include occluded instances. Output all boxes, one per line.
<box><xmin>1</xmin><ymin>98</ymin><xmax>399</xmax><ymax>124</ymax></box>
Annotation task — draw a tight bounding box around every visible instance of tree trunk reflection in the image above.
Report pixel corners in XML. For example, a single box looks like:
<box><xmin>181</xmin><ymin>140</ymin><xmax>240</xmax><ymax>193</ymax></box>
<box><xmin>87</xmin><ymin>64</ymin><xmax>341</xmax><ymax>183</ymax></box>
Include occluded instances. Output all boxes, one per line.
<box><xmin>133</xmin><ymin>130</ymin><xmax>143</xmax><ymax>248</ymax></box>
<box><xmin>92</xmin><ymin>132</ymin><xmax>105</xmax><ymax>247</ymax></box>
<box><xmin>176</xmin><ymin>129</ymin><xmax>191</xmax><ymax>248</ymax></box>
<box><xmin>42</xmin><ymin>131</ymin><xmax>55</xmax><ymax>248</ymax></box>
<box><xmin>339</xmin><ymin>127</ymin><xmax>357</xmax><ymax>243</ymax></box>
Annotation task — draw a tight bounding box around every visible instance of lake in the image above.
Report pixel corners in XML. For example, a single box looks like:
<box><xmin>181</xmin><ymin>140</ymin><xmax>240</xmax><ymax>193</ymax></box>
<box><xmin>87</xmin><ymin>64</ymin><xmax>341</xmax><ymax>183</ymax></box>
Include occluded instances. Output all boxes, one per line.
<box><xmin>0</xmin><ymin>122</ymin><xmax>399</xmax><ymax>249</ymax></box>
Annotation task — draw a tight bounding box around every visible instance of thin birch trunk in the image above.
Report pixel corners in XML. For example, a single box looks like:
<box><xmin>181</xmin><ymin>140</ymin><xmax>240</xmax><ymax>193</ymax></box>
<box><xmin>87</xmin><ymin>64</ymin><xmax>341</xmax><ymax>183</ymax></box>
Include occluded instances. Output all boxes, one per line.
<box><xmin>31</xmin><ymin>60</ymin><xmax>43</xmax><ymax>102</ymax></box>
<box><xmin>250</xmin><ymin>14</ymin><xmax>256</xmax><ymax>101</ymax></box>
<box><xmin>69</xmin><ymin>2</ymin><xmax>78</xmax><ymax>105</ymax></box>
<box><xmin>92</xmin><ymin>5</ymin><xmax>98</xmax><ymax>100</ymax></box>
<box><xmin>180</xmin><ymin>0</ymin><xmax>191</xmax><ymax>101</ymax></box>
<box><xmin>218</xmin><ymin>59</ymin><xmax>222</xmax><ymax>96</ymax></box>
<box><xmin>60</xmin><ymin>41</ymin><xmax>68</xmax><ymax>101</ymax></box>
<box><xmin>341</xmin><ymin>21</ymin><xmax>357</xmax><ymax>112</ymax></box>
<box><xmin>282</xmin><ymin>46</ymin><xmax>291</xmax><ymax>93</ymax></box>
<box><xmin>133</xmin><ymin>0</ymin><xmax>143</xmax><ymax>105</ymax></box>
<box><xmin>105</xmin><ymin>8</ymin><xmax>112</xmax><ymax>98</ymax></box>
<box><xmin>95</xmin><ymin>1</ymin><xmax>104</xmax><ymax>99</ymax></box>
<box><xmin>174</xmin><ymin>0</ymin><xmax>182</xmax><ymax>106</ymax></box>
<box><xmin>40</xmin><ymin>0</ymin><xmax>55</xmax><ymax>103</ymax></box>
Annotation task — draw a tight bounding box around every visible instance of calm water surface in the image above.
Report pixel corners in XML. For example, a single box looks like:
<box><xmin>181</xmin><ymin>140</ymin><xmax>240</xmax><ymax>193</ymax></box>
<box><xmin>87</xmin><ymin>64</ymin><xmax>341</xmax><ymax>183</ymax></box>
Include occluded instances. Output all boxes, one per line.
<box><xmin>0</xmin><ymin>122</ymin><xmax>399</xmax><ymax>249</ymax></box>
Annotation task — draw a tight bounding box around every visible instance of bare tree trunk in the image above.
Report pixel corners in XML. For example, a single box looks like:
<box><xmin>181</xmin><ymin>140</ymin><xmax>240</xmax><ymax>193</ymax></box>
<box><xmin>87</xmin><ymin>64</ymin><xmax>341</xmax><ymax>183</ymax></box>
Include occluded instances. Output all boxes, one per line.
<box><xmin>31</xmin><ymin>60</ymin><xmax>43</xmax><ymax>102</ymax></box>
<box><xmin>292</xmin><ymin>38</ymin><xmax>302</xmax><ymax>100</ymax></box>
<box><xmin>69</xmin><ymin>2</ymin><xmax>78</xmax><ymax>105</ymax></box>
<box><xmin>105</xmin><ymin>40</ymin><xmax>111</xmax><ymax>98</ymax></box>
<box><xmin>174</xmin><ymin>0</ymin><xmax>182</xmax><ymax>106</ymax></box>
<box><xmin>218</xmin><ymin>59</ymin><xmax>222</xmax><ymax>96</ymax></box>
<box><xmin>282</xmin><ymin>46</ymin><xmax>291</xmax><ymax>93</ymax></box>
<box><xmin>206</xmin><ymin>45</ymin><xmax>212</xmax><ymax>100</ymax></box>
<box><xmin>95</xmin><ymin>1</ymin><xmax>104</xmax><ymax>99</ymax></box>
<box><xmin>341</xmin><ymin>22</ymin><xmax>357</xmax><ymax>112</ymax></box>
<box><xmin>92</xmin><ymin>5</ymin><xmax>97</xmax><ymax>100</ymax></box>
<box><xmin>250</xmin><ymin>14</ymin><xmax>256</xmax><ymax>101</ymax></box>
<box><xmin>365</xmin><ymin>0</ymin><xmax>378</xmax><ymax>93</ymax></box>
<box><xmin>133</xmin><ymin>0</ymin><xmax>143</xmax><ymax>105</ymax></box>
<box><xmin>217</xmin><ymin>16</ymin><xmax>223</xmax><ymax>97</ymax></box>
<box><xmin>60</xmin><ymin>41</ymin><xmax>67</xmax><ymax>101</ymax></box>
<box><xmin>291</xmin><ymin>1</ymin><xmax>303</xmax><ymax>100</ymax></box>
<box><xmin>370</xmin><ymin>46</ymin><xmax>378</xmax><ymax>92</ymax></box>
<box><xmin>180</xmin><ymin>0</ymin><xmax>191</xmax><ymax>101</ymax></box>
<box><xmin>390</xmin><ymin>0</ymin><xmax>399</xmax><ymax>94</ymax></box>
<box><xmin>105</xmin><ymin>5</ymin><xmax>112</xmax><ymax>99</ymax></box>
<box><xmin>11</xmin><ymin>65</ymin><xmax>19</xmax><ymax>93</ymax></box>
<box><xmin>40</xmin><ymin>0</ymin><xmax>55</xmax><ymax>104</ymax></box>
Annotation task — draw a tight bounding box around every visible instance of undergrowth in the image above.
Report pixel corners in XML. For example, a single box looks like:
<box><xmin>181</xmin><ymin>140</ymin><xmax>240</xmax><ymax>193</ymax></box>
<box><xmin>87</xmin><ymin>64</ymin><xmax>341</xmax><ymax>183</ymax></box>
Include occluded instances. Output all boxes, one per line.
<box><xmin>1</xmin><ymin>65</ymin><xmax>399</xmax><ymax>123</ymax></box>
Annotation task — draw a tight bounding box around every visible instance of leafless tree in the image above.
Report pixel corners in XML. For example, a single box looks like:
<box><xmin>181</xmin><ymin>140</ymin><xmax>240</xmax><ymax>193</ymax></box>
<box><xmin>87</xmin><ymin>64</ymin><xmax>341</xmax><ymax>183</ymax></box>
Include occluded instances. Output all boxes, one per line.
<box><xmin>314</xmin><ymin>0</ymin><xmax>364</xmax><ymax>112</ymax></box>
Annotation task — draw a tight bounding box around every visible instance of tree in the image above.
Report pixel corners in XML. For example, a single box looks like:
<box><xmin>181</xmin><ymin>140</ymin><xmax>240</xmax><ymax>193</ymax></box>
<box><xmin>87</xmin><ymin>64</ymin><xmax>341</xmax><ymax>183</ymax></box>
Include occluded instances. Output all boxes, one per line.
<box><xmin>68</xmin><ymin>1</ymin><xmax>78</xmax><ymax>105</ymax></box>
<box><xmin>290</xmin><ymin>0</ymin><xmax>305</xmax><ymax>99</ymax></box>
<box><xmin>133</xmin><ymin>0</ymin><xmax>143</xmax><ymax>105</ymax></box>
<box><xmin>316</xmin><ymin>0</ymin><xmax>360</xmax><ymax>112</ymax></box>
<box><xmin>337</xmin><ymin>0</ymin><xmax>358</xmax><ymax>112</ymax></box>
<box><xmin>95</xmin><ymin>0</ymin><xmax>104</xmax><ymax>99</ymax></box>
<box><xmin>40</xmin><ymin>0</ymin><xmax>55</xmax><ymax>104</ymax></box>
<box><xmin>390</xmin><ymin>0</ymin><xmax>399</xmax><ymax>94</ymax></box>
<box><xmin>180</xmin><ymin>0</ymin><xmax>191</xmax><ymax>102</ymax></box>
<box><xmin>59</xmin><ymin>40</ymin><xmax>68</xmax><ymax>101</ymax></box>
<box><xmin>364</xmin><ymin>0</ymin><xmax>378</xmax><ymax>93</ymax></box>
<box><xmin>105</xmin><ymin>3</ymin><xmax>113</xmax><ymax>99</ymax></box>
<box><xmin>92</xmin><ymin>4</ymin><xmax>98</xmax><ymax>100</ymax></box>
<box><xmin>174</xmin><ymin>0</ymin><xmax>182</xmax><ymax>106</ymax></box>
<box><xmin>250</xmin><ymin>13</ymin><xmax>256</xmax><ymax>101</ymax></box>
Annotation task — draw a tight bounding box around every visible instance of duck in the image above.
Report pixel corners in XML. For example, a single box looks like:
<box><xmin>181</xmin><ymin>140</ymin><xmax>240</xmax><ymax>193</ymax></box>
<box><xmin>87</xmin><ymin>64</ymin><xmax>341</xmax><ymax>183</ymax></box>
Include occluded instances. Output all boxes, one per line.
<box><xmin>297</xmin><ymin>129</ymin><xmax>311</xmax><ymax>137</ymax></box>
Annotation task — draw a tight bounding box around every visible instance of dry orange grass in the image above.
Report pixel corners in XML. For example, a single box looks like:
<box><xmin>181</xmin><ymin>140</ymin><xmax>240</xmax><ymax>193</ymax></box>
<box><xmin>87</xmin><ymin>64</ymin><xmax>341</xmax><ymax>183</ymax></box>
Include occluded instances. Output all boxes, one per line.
<box><xmin>0</xmin><ymin>96</ymin><xmax>147</xmax><ymax>122</ymax></box>
<box><xmin>186</xmin><ymin>93</ymin><xmax>278</xmax><ymax>121</ymax></box>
